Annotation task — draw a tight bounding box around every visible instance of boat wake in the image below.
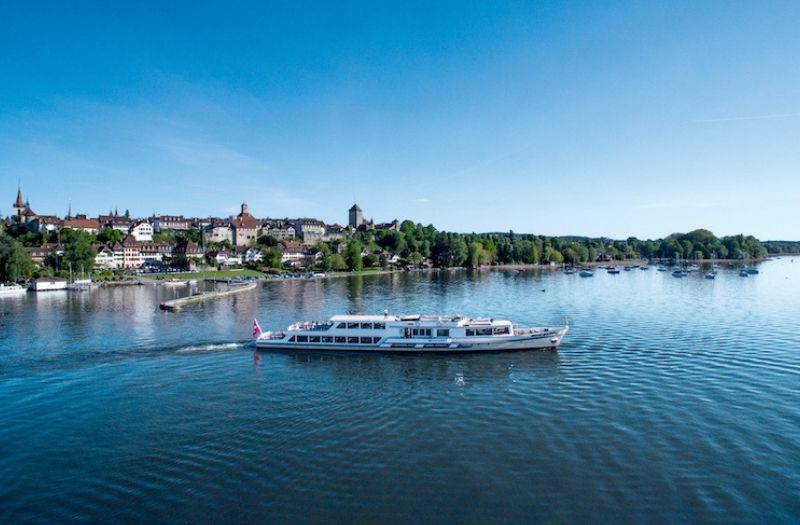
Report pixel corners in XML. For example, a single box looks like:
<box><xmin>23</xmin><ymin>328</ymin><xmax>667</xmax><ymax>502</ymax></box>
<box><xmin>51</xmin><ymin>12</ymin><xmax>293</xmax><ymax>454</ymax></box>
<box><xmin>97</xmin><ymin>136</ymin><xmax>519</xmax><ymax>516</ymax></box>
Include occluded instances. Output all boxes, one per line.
<box><xmin>2</xmin><ymin>340</ymin><xmax>254</xmax><ymax>380</ymax></box>
<box><xmin>174</xmin><ymin>342</ymin><xmax>249</xmax><ymax>354</ymax></box>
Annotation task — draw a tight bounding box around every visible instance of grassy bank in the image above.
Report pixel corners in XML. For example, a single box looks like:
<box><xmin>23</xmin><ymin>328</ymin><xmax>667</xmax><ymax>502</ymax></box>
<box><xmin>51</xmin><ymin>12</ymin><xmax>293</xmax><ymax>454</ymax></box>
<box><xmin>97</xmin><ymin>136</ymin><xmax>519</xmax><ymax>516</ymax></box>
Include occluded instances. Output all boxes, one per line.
<box><xmin>143</xmin><ymin>269</ymin><xmax>264</xmax><ymax>280</ymax></box>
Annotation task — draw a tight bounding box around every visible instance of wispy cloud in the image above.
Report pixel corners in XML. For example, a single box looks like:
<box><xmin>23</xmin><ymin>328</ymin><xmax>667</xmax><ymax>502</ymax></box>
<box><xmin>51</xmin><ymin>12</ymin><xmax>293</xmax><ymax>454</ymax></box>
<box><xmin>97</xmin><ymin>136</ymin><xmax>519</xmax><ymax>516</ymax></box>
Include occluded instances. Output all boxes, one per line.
<box><xmin>412</xmin><ymin>198</ymin><xmax>431</xmax><ymax>203</ymax></box>
<box><xmin>692</xmin><ymin>112</ymin><xmax>800</xmax><ymax>123</ymax></box>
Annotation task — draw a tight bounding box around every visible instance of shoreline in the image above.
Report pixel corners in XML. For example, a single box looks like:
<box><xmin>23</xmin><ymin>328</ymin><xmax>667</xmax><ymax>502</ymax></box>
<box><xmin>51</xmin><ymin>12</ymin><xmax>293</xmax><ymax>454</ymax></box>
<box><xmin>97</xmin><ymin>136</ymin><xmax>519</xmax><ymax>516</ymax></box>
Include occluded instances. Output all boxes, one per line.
<box><xmin>100</xmin><ymin>255</ymin><xmax>776</xmax><ymax>287</ymax></box>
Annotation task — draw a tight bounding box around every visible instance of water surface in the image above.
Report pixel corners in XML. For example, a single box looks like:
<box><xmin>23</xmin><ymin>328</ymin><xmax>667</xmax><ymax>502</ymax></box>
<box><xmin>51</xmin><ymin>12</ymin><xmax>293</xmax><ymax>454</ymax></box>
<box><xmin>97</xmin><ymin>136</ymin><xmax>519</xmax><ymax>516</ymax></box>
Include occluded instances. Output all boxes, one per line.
<box><xmin>1</xmin><ymin>259</ymin><xmax>799</xmax><ymax>523</ymax></box>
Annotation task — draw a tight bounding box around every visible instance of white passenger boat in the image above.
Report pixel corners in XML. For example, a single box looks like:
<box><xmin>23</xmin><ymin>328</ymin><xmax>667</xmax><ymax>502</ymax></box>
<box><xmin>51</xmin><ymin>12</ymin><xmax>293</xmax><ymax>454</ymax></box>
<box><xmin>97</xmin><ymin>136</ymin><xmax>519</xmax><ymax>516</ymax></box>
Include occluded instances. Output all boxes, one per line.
<box><xmin>254</xmin><ymin>313</ymin><xmax>569</xmax><ymax>353</ymax></box>
<box><xmin>0</xmin><ymin>283</ymin><xmax>27</xmax><ymax>295</ymax></box>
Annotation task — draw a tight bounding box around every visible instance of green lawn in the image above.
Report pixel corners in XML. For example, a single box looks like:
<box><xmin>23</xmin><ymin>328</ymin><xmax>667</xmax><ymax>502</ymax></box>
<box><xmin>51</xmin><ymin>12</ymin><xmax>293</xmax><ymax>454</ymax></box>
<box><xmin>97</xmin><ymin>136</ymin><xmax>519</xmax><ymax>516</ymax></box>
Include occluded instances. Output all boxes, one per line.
<box><xmin>143</xmin><ymin>268</ymin><xmax>264</xmax><ymax>280</ymax></box>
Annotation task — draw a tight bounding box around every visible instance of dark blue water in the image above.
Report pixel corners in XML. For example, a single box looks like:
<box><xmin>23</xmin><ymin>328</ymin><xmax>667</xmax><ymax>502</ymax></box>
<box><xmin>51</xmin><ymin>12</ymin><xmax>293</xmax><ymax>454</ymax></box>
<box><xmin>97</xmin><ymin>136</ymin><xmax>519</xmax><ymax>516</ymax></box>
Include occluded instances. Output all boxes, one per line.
<box><xmin>2</xmin><ymin>259</ymin><xmax>799</xmax><ymax>523</ymax></box>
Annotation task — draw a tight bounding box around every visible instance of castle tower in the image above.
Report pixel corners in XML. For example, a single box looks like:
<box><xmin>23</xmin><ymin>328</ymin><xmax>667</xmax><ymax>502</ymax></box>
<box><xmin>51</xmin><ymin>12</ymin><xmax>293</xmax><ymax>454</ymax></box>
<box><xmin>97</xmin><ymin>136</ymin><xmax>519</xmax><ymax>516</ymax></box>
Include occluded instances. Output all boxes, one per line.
<box><xmin>349</xmin><ymin>204</ymin><xmax>363</xmax><ymax>228</ymax></box>
<box><xmin>241</xmin><ymin>202</ymin><xmax>249</xmax><ymax>216</ymax></box>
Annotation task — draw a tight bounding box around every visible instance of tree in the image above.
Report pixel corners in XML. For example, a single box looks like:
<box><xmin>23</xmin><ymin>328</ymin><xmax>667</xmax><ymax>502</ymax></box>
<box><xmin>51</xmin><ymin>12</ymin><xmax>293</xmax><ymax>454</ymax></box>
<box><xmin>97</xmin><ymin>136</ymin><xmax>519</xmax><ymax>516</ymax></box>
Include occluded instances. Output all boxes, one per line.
<box><xmin>345</xmin><ymin>242</ymin><xmax>363</xmax><ymax>271</ymax></box>
<box><xmin>329</xmin><ymin>254</ymin><xmax>348</xmax><ymax>270</ymax></box>
<box><xmin>262</xmin><ymin>247</ymin><xmax>283</xmax><ymax>270</ymax></box>
<box><xmin>468</xmin><ymin>242</ymin><xmax>488</xmax><ymax>266</ymax></box>
<box><xmin>61</xmin><ymin>229</ymin><xmax>96</xmax><ymax>275</ymax></box>
<box><xmin>318</xmin><ymin>243</ymin><xmax>333</xmax><ymax>271</ymax></box>
<box><xmin>97</xmin><ymin>227</ymin><xmax>123</xmax><ymax>244</ymax></box>
<box><xmin>363</xmin><ymin>253</ymin><xmax>379</xmax><ymax>268</ymax></box>
<box><xmin>0</xmin><ymin>236</ymin><xmax>35</xmax><ymax>282</ymax></box>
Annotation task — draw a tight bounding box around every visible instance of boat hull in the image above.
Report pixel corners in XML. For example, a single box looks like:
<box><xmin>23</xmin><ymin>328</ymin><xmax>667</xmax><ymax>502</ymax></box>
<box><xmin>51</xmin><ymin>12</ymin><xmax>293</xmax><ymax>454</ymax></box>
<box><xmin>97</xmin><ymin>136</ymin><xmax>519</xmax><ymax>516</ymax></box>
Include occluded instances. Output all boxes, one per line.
<box><xmin>255</xmin><ymin>328</ymin><xmax>569</xmax><ymax>353</ymax></box>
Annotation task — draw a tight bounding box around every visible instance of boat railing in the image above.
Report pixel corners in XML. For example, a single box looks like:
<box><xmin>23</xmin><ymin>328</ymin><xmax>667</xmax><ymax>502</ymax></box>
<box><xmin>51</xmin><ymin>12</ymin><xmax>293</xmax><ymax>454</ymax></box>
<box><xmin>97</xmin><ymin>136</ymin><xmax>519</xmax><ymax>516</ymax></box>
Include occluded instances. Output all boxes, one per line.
<box><xmin>287</xmin><ymin>321</ymin><xmax>333</xmax><ymax>332</ymax></box>
<box><xmin>514</xmin><ymin>327</ymin><xmax>552</xmax><ymax>336</ymax></box>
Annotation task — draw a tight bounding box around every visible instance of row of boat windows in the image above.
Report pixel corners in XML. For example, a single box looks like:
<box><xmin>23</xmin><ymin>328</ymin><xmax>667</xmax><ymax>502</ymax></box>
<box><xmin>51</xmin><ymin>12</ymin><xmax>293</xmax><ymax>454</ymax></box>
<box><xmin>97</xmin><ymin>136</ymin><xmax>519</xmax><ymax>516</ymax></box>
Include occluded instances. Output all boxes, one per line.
<box><xmin>336</xmin><ymin>322</ymin><xmax>387</xmax><ymax>330</ymax></box>
<box><xmin>409</xmin><ymin>328</ymin><xmax>449</xmax><ymax>337</ymax></box>
<box><xmin>289</xmin><ymin>335</ymin><xmax>383</xmax><ymax>344</ymax></box>
<box><xmin>465</xmin><ymin>326</ymin><xmax>510</xmax><ymax>336</ymax></box>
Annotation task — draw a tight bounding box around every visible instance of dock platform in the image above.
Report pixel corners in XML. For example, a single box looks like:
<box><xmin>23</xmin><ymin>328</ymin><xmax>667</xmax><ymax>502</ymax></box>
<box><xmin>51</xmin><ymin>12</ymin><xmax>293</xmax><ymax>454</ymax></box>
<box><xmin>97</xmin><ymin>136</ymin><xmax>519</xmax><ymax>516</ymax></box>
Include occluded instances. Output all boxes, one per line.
<box><xmin>159</xmin><ymin>282</ymin><xmax>258</xmax><ymax>311</ymax></box>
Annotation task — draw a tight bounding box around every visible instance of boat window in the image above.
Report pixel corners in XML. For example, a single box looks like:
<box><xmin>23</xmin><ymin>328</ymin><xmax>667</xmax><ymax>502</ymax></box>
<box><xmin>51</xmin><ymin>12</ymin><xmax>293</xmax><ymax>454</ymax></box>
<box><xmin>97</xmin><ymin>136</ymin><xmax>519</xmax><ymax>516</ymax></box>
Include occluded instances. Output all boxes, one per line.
<box><xmin>297</xmin><ymin>335</ymin><xmax>309</xmax><ymax>343</ymax></box>
<box><xmin>360</xmin><ymin>323</ymin><xmax>372</xmax><ymax>329</ymax></box>
<box><xmin>412</xmin><ymin>328</ymin><xmax>432</xmax><ymax>337</ymax></box>
<box><xmin>477</xmin><ymin>328</ymin><xmax>493</xmax><ymax>336</ymax></box>
<box><xmin>466</xmin><ymin>329</ymin><xmax>476</xmax><ymax>336</ymax></box>
<box><xmin>348</xmin><ymin>336</ymin><xmax>359</xmax><ymax>344</ymax></box>
<box><xmin>309</xmin><ymin>336</ymin><xmax>320</xmax><ymax>343</ymax></box>
<box><xmin>436</xmin><ymin>329</ymin><xmax>450</xmax><ymax>337</ymax></box>
<box><xmin>360</xmin><ymin>337</ymin><xmax>372</xmax><ymax>344</ymax></box>
<box><xmin>336</xmin><ymin>323</ymin><xmax>347</xmax><ymax>329</ymax></box>
<box><xmin>347</xmin><ymin>322</ymin><xmax>359</xmax><ymax>329</ymax></box>
<box><xmin>373</xmin><ymin>322</ymin><xmax>385</xmax><ymax>330</ymax></box>
<box><xmin>372</xmin><ymin>337</ymin><xmax>382</xmax><ymax>344</ymax></box>
<box><xmin>289</xmin><ymin>336</ymin><xmax>296</xmax><ymax>342</ymax></box>
<box><xmin>493</xmin><ymin>326</ymin><xmax>510</xmax><ymax>335</ymax></box>
<box><xmin>322</xmin><ymin>336</ymin><xmax>333</xmax><ymax>343</ymax></box>
<box><xmin>335</xmin><ymin>336</ymin><xmax>346</xmax><ymax>343</ymax></box>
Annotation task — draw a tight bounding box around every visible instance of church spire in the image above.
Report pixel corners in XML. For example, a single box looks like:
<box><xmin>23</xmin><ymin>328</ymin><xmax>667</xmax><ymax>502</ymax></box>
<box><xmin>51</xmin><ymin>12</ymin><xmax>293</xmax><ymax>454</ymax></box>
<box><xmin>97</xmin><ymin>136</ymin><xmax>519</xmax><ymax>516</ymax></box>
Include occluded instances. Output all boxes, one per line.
<box><xmin>14</xmin><ymin>186</ymin><xmax>24</xmax><ymax>208</ymax></box>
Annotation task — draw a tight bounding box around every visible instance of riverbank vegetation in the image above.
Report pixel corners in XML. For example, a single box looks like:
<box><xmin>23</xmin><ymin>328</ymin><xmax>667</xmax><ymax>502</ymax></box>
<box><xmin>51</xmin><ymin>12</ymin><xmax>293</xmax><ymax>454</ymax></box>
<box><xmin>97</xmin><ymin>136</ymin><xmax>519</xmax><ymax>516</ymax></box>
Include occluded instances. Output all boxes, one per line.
<box><xmin>340</xmin><ymin>223</ymin><xmax>771</xmax><ymax>269</ymax></box>
<box><xmin>3</xmin><ymin>216</ymin><xmax>797</xmax><ymax>282</ymax></box>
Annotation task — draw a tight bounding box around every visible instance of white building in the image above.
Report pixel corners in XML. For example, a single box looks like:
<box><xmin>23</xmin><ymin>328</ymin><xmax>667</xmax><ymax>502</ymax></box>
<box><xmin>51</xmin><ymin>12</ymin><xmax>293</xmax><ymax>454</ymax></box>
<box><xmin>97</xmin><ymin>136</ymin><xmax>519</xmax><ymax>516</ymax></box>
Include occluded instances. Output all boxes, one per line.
<box><xmin>95</xmin><ymin>245</ymin><xmax>117</xmax><ymax>269</ymax></box>
<box><xmin>294</xmin><ymin>219</ymin><xmax>326</xmax><ymax>244</ymax></box>
<box><xmin>130</xmin><ymin>221</ymin><xmax>154</xmax><ymax>242</ymax></box>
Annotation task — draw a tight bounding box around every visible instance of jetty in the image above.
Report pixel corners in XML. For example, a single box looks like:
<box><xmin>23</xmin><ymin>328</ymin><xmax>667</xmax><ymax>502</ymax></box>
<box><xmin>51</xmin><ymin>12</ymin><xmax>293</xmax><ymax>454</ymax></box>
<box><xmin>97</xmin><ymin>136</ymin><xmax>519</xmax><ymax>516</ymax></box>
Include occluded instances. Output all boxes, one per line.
<box><xmin>159</xmin><ymin>282</ymin><xmax>258</xmax><ymax>311</ymax></box>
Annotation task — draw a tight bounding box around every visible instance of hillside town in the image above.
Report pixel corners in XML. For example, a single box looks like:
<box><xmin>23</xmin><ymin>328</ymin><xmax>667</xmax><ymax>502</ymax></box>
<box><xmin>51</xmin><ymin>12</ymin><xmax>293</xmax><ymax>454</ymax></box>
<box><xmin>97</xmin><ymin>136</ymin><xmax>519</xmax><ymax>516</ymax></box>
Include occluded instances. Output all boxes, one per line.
<box><xmin>1</xmin><ymin>186</ymin><xmax>784</xmax><ymax>286</ymax></box>
<box><xmin>3</xmin><ymin>187</ymin><xmax>403</xmax><ymax>275</ymax></box>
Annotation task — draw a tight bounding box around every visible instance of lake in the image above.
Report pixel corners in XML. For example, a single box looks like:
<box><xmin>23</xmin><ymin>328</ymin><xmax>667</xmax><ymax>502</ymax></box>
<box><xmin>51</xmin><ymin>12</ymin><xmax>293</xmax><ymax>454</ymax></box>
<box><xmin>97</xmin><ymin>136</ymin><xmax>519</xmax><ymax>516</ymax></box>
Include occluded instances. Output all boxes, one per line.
<box><xmin>1</xmin><ymin>258</ymin><xmax>799</xmax><ymax>523</ymax></box>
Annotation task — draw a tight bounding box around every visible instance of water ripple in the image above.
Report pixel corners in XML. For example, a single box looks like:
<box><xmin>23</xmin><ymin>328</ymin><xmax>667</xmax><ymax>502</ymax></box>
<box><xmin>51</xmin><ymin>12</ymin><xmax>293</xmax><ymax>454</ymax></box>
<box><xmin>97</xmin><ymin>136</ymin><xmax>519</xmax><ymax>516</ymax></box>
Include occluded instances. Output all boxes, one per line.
<box><xmin>1</xmin><ymin>258</ymin><xmax>800</xmax><ymax>522</ymax></box>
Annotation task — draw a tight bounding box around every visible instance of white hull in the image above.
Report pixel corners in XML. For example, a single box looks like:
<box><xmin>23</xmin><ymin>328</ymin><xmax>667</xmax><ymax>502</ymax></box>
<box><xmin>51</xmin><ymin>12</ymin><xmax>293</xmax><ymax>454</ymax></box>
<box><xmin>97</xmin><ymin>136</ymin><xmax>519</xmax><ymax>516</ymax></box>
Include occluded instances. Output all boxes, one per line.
<box><xmin>255</xmin><ymin>313</ymin><xmax>568</xmax><ymax>353</ymax></box>
<box><xmin>256</xmin><ymin>332</ymin><xmax>567</xmax><ymax>353</ymax></box>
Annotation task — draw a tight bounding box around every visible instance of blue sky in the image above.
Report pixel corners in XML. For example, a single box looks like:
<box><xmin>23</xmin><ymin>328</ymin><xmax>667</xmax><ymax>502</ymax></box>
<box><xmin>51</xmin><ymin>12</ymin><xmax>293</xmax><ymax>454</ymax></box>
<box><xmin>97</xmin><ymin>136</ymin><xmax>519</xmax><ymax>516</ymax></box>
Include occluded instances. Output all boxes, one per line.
<box><xmin>1</xmin><ymin>1</ymin><xmax>799</xmax><ymax>239</ymax></box>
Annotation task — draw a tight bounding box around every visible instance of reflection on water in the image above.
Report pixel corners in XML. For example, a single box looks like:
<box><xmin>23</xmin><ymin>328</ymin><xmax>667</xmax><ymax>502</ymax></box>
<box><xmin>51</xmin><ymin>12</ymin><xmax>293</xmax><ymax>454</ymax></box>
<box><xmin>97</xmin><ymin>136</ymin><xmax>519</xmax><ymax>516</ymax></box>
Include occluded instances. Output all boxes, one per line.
<box><xmin>1</xmin><ymin>258</ymin><xmax>799</xmax><ymax>523</ymax></box>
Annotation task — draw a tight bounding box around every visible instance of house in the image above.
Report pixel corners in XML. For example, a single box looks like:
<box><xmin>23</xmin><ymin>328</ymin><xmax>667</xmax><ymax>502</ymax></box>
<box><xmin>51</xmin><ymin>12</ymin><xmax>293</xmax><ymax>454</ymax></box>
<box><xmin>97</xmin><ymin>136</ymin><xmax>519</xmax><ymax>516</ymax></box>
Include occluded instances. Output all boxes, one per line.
<box><xmin>376</xmin><ymin>219</ymin><xmax>401</xmax><ymax>232</ymax></box>
<box><xmin>240</xmin><ymin>246</ymin><xmax>263</xmax><ymax>264</ymax></box>
<box><xmin>130</xmin><ymin>220</ymin><xmax>153</xmax><ymax>242</ymax></box>
<box><xmin>207</xmin><ymin>248</ymin><xmax>240</xmax><ymax>267</ymax></box>
<box><xmin>121</xmin><ymin>235</ymin><xmax>142</xmax><ymax>269</ymax></box>
<box><xmin>94</xmin><ymin>244</ymin><xmax>117</xmax><ymax>269</ymax></box>
<box><xmin>98</xmin><ymin>212</ymin><xmax>135</xmax><ymax>233</ymax></box>
<box><xmin>152</xmin><ymin>215</ymin><xmax>191</xmax><ymax>232</ymax></box>
<box><xmin>323</xmin><ymin>224</ymin><xmax>346</xmax><ymax>242</ymax></box>
<box><xmin>139</xmin><ymin>242</ymin><xmax>169</xmax><ymax>265</ymax></box>
<box><xmin>279</xmin><ymin>241</ymin><xmax>307</xmax><ymax>267</ymax></box>
<box><xmin>25</xmin><ymin>244</ymin><xmax>63</xmax><ymax>266</ymax></box>
<box><xmin>203</xmin><ymin>219</ymin><xmax>233</xmax><ymax>245</ymax></box>
<box><xmin>294</xmin><ymin>218</ymin><xmax>326</xmax><ymax>244</ymax></box>
<box><xmin>231</xmin><ymin>202</ymin><xmax>258</xmax><ymax>247</ymax></box>
<box><xmin>109</xmin><ymin>241</ymin><xmax>125</xmax><ymax>268</ymax></box>
<box><xmin>172</xmin><ymin>241</ymin><xmax>204</xmax><ymax>269</ymax></box>
<box><xmin>259</xmin><ymin>220</ymin><xmax>296</xmax><ymax>241</ymax></box>
<box><xmin>63</xmin><ymin>214</ymin><xmax>100</xmax><ymax>234</ymax></box>
<box><xmin>28</xmin><ymin>215</ymin><xmax>62</xmax><ymax>234</ymax></box>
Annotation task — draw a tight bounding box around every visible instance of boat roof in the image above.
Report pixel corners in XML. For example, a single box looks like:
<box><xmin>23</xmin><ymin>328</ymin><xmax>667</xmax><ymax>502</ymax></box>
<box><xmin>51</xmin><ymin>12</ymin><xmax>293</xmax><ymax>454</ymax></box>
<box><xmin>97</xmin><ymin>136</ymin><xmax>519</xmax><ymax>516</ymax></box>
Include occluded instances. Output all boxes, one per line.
<box><xmin>329</xmin><ymin>314</ymin><xmax>401</xmax><ymax>322</ymax></box>
<box><xmin>327</xmin><ymin>314</ymin><xmax>512</xmax><ymax>326</ymax></box>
